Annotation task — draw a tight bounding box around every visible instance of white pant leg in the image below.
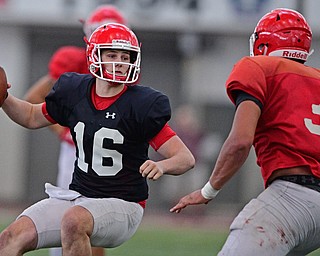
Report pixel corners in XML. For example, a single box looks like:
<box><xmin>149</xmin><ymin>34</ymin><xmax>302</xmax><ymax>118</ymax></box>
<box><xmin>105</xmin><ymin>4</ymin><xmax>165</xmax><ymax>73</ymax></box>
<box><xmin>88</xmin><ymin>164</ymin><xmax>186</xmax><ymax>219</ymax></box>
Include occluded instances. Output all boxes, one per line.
<box><xmin>218</xmin><ymin>180</ymin><xmax>320</xmax><ymax>256</ymax></box>
<box><xmin>20</xmin><ymin>185</ymin><xmax>144</xmax><ymax>249</ymax></box>
<box><xmin>76</xmin><ymin>197</ymin><xmax>144</xmax><ymax>248</ymax></box>
<box><xmin>49</xmin><ymin>247</ymin><xmax>62</xmax><ymax>256</ymax></box>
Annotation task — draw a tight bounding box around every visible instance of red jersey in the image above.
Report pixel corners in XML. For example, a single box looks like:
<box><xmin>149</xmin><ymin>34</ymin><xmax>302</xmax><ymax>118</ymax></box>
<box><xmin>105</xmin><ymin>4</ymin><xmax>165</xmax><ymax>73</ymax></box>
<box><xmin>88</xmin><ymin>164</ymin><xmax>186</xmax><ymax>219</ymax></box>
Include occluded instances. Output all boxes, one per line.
<box><xmin>226</xmin><ymin>56</ymin><xmax>320</xmax><ymax>186</ymax></box>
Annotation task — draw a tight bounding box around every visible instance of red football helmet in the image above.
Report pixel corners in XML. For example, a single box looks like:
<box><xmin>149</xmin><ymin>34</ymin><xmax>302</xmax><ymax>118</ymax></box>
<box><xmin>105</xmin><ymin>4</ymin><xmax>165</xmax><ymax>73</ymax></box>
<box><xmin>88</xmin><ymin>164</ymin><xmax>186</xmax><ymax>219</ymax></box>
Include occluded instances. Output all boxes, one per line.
<box><xmin>83</xmin><ymin>5</ymin><xmax>127</xmax><ymax>38</ymax></box>
<box><xmin>249</xmin><ymin>8</ymin><xmax>312</xmax><ymax>62</ymax></box>
<box><xmin>48</xmin><ymin>46</ymin><xmax>88</xmax><ymax>80</ymax></box>
<box><xmin>86</xmin><ymin>23</ymin><xmax>141</xmax><ymax>84</ymax></box>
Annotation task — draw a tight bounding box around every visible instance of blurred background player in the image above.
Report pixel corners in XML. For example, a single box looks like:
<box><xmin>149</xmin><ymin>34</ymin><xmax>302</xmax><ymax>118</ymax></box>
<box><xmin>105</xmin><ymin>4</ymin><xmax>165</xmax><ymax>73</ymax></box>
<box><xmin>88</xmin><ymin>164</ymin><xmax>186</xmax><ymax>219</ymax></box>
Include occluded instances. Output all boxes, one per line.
<box><xmin>24</xmin><ymin>4</ymin><xmax>128</xmax><ymax>256</ymax></box>
<box><xmin>81</xmin><ymin>4</ymin><xmax>127</xmax><ymax>39</ymax></box>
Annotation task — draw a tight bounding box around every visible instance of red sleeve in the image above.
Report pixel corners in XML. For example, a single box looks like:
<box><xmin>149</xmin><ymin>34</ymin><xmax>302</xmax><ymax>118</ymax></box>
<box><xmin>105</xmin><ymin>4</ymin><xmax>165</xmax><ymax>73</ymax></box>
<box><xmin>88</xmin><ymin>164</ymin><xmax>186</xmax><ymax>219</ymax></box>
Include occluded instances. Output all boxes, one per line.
<box><xmin>149</xmin><ymin>123</ymin><xmax>176</xmax><ymax>151</ymax></box>
<box><xmin>226</xmin><ymin>56</ymin><xmax>267</xmax><ymax>106</ymax></box>
<box><xmin>41</xmin><ymin>102</ymin><xmax>56</xmax><ymax>124</ymax></box>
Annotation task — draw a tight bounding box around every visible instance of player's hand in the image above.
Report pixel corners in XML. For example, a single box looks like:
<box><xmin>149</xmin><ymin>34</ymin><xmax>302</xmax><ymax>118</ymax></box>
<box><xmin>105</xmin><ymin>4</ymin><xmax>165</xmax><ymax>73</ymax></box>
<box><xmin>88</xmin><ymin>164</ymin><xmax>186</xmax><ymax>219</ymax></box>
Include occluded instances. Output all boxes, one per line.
<box><xmin>0</xmin><ymin>66</ymin><xmax>11</xmax><ymax>107</ymax></box>
<box><xmin>139</xmin><ymin>160</ymin><xmax>164</xmax><ymax>180</ymax></box>
<box><xmin>170</xmin><ymin>189</ymin><xmax>211</xmax><ymax>213</ymax></box>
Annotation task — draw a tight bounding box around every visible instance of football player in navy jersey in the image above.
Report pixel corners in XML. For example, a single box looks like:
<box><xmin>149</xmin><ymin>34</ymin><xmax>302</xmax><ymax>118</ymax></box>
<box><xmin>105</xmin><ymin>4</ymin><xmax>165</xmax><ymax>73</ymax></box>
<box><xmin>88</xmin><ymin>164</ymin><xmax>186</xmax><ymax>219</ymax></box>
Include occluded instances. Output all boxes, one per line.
<box><xmin>0</xmin><ymin>23</ymin><xmax>195</xmax><ymax>256</ymax></box>
<box><xmin>24</xmin><ymin>6</ymin><xmax>128</xmax><ymax>256</ymax></box>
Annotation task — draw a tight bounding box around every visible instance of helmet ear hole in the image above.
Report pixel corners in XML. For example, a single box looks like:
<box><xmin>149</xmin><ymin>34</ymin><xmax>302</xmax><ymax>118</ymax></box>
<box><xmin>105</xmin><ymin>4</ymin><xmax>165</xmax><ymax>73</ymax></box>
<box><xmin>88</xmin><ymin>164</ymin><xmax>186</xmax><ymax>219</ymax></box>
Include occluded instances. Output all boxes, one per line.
<box><xmin>257</xmin><ymin>43</ymin><xmax>268</xmax><ymax>55</ymax></box>
<box><xmin>258</xmin><ymin>44</ymin><xmax>265</xmax><ymax>51</ymax></box>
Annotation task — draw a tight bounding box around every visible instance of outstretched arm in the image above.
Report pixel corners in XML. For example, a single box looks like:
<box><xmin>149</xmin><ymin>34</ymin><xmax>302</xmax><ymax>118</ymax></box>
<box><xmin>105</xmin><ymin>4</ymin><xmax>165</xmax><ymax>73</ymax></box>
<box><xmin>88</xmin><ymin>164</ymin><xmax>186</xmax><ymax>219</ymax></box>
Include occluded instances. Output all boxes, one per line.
<box><xmin>23</xmin><ymin>75</ymin><xmax>73</xmax><ymax>143</ymax></box>
<box><xmin>2</xmin><ymin>93</ymin><xmax>52</xmax><ymax>129</ymax></box>
<box><xmin>0</xmin><ymin>67</ymin><xmax>52</xmax><ymax>129</ymax></box>
<box><xmin>170</xmin><ymin>101</ymin><xmax>261</xmax><ymax>213</ymax></box>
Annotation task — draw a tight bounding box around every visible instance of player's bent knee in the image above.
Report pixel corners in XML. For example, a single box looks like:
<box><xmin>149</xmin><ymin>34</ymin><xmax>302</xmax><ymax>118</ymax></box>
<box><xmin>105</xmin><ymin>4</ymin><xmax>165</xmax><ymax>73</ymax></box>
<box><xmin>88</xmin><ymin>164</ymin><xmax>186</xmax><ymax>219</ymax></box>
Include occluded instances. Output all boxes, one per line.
<box><xmin>0</xmin><ymin>221</ymin><xmax>38</xmax><ymax>252</ymax></box>
<box><xmin>61</xmin><ymin>206</ymin><xmax>93</xmax><ymax>238</ymax></box>
<box><xmin>0</xmin><ymin>228</ymin><xmax>14</xmax><ymax>246</ymax></box>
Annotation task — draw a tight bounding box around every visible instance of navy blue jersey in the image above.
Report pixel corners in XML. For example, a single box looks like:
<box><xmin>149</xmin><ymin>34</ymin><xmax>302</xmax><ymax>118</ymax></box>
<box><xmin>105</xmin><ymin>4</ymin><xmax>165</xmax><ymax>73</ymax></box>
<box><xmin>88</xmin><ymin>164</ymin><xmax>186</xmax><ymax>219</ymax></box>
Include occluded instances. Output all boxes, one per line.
<box><xmin>45</xmin><ymin>72</ymin><xmax>171</xmax><ymax>202</ymax></box>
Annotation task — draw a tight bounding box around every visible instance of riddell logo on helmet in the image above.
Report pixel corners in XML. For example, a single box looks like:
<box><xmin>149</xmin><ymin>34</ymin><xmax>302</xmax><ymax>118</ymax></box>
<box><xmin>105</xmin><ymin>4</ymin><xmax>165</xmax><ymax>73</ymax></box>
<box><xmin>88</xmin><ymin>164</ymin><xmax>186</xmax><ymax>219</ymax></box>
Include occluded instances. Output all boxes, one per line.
<box><xmin>113</xmin><ymin>39</ymin><xmax>130</xmax><ymax>46</ymax></box>
<box><xmin>282</xmin><ymin>51</ymin><xmax>307</xmax><ymax>60</ymax></box>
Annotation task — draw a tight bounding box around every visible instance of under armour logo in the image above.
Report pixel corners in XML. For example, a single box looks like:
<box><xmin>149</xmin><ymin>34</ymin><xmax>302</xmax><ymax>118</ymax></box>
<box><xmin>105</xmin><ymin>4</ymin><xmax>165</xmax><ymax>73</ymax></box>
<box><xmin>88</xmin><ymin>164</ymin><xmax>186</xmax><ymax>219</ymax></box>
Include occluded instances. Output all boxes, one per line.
<box><xmin>105</xmin><ymin>112</ymin><xmax>116</xmax><ymax>119</ymax></box>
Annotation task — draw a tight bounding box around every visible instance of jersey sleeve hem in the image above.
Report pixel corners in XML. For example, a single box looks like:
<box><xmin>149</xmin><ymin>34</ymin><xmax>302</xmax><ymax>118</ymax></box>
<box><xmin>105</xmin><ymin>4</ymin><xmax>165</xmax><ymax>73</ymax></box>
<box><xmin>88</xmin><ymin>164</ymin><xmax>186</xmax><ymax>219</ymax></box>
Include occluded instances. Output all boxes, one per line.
<box><xmin>149</xmin><ymin>123</ymin><xmax>176</xmax><ymax>151</ymax></box>
<box><xmin>41</xmin><ymin>102</ymin><xmax>57</xmax><ymax>124</ymax></box>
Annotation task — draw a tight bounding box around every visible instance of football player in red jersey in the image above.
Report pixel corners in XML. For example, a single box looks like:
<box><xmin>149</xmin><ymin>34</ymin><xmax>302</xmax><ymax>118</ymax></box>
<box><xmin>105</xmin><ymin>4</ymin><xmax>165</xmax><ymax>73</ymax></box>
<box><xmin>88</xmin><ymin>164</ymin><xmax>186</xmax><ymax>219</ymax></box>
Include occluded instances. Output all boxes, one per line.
<box><xmin>0</xmin><ymin>23</ymin><xmax>195</xmax><ymax>256</ymax></box>
<box><xmin>23</xmin><ymin>5</ymin><xmax>129</xmax><ymax>256</ymax></box>
<box><xmin>171</xmin><ymin>8</ymin><xmax>320</xmax><ymax>255</ymax></box>
<box><xmin>82</xmin><ymin>5</ymin><xmax>127</xmax><ymax>39</ymax></box>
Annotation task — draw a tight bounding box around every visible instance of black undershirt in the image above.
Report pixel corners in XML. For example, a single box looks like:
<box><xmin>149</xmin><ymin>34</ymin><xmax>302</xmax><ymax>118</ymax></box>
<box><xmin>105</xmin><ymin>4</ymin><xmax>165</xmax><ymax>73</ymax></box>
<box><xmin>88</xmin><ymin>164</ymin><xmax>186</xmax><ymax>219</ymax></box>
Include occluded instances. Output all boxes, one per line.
<box><xmin>234</xmin><ymin>90</ymin><xmax>263</xmax><ymax>110</ymax></box>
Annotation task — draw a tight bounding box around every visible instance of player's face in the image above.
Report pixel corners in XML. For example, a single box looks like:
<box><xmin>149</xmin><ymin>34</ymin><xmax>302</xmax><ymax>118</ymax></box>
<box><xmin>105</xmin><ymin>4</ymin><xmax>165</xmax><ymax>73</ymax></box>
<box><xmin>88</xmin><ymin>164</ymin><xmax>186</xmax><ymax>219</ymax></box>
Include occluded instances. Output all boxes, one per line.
<box><xmin>101</xmin><ymin>50</ymin><xmax>130</xmax><ymax>77</ymax></box>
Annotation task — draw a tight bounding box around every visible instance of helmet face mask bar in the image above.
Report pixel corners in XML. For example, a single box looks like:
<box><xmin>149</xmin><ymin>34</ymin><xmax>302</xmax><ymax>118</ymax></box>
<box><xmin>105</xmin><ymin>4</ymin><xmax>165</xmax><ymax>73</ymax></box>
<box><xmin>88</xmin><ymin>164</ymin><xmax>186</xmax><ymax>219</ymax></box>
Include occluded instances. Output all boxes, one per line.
<box><xmin>249</xmin><ymin>8</ymin><xmax>313</xmax><ymax>62</ymax></box>
<box><xmin>90</xmin><ymin>42</ymin><xmax>140</xmax><ymax>83</ymax></box>
<box><xmin>86</xmin><ymin>23</ymin><xmax>141</xmax><ymax>84</ymax></box>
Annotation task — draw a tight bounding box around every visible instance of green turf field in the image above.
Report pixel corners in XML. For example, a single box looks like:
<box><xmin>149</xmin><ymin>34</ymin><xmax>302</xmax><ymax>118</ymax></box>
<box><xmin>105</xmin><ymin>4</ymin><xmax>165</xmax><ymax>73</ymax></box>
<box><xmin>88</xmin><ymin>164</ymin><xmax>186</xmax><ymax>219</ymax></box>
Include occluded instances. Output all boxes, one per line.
<box><xmin>1</xmin><ymin>214</ymin><xmax>320</xmax><ymax>255</ymax></box>
<box><xmin>0</xmin><ymin>222</ymin><xmax>227</xmax><ymax>256</ymax></box>
<box><xmin>108</xmin><ymin>226</ymin><xmax>226</xmax><ymax>256</ymax></box>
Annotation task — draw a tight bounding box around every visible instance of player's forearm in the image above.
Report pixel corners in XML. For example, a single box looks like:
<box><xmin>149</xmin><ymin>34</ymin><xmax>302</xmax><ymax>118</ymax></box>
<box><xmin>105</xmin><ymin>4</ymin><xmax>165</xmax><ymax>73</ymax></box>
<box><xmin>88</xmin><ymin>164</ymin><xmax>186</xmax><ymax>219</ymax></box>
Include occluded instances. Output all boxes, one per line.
<box><xmin>160</xmin><ymin>149</ymin><xmax>195</xmax><ymax>175</ymax></box>
<box><xmin>209</xmin><ymin>136</ymin><xmax>251</xmax><ymax>190</ymax></box>
<box><xmin>157</xmin><ymin>135</ymin><xmax>195</xmax><ymax>175</ymax></box>
<box><xmin>2</xmin><ymin>94</ymin><xmax>50</xmax><ymax>129</ymax></box>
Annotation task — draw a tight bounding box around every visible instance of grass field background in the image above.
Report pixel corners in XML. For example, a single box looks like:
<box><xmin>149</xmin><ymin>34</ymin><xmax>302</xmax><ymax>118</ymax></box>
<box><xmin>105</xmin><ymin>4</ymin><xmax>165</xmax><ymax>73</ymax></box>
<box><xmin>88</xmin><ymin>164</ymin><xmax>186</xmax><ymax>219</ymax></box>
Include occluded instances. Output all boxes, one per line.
<box><xmin>0</xmin><ymin>224</ymin><xmax>227</xmax><ymax>256</ymax></box>
<box><xmin>0</xmin><ymin>205</ymin><xmax>230</xmax><ymax>256</ymax></box>
<box><xmin>1</xmin><ymin>206</ymin><xmax>320</xmax><ymax>255</ymax></box>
